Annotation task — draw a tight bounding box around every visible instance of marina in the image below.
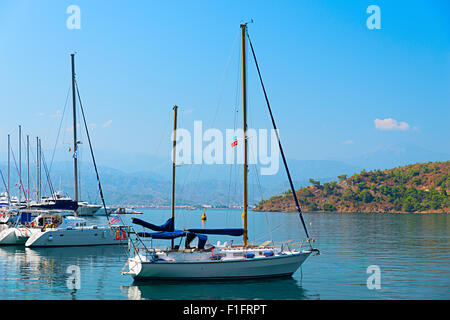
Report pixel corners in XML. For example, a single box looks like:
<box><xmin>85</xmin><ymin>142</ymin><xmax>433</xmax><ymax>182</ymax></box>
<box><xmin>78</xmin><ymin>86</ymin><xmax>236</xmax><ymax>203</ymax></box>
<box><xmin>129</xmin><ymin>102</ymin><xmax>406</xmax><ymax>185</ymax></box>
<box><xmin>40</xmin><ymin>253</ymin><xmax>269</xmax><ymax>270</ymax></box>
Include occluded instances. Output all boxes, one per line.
<box><xmin>0</xmin><ymin>1</ymin><xmax>448</xmax><ymax>305</ymax></box>
<box><xmin>121</xmin><ymin>23</ymin><xmax>317</xmax><ymax>281</ymax></box>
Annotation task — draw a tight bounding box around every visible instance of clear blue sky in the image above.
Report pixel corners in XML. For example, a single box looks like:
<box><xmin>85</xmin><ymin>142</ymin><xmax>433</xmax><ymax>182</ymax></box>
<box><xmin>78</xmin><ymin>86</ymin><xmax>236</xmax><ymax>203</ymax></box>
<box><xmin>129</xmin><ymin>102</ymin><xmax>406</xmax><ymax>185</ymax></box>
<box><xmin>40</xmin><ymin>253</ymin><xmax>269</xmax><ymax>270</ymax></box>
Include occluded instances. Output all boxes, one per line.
<box><xmin>0</xmin><ymin>0</ymin><xmax>449</xmax><ymax>166</ymax></box>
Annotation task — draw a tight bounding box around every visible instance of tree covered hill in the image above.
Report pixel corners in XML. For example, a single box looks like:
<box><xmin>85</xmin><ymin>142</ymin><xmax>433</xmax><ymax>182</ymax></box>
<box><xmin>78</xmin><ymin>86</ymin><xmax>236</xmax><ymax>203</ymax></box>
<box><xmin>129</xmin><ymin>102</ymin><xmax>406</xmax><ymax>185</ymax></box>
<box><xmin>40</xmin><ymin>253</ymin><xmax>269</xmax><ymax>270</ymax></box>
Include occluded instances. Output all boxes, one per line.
<box><xmin>253</xmin><ymin>161</ymin><xmax>449</xmax><ymax>213</ymax></box>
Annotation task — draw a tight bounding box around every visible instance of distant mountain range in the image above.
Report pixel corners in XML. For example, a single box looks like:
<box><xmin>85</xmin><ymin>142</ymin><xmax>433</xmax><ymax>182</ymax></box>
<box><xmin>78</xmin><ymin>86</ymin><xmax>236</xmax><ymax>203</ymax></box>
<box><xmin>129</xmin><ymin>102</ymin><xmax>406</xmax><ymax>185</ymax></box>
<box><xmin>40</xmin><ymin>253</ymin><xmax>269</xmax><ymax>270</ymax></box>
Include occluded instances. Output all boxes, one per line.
<box><xmin>0</xmin><ymin>159</ymin><xmax>362</xmax><ymax>206</ymax></box>
<box><xmin>0</xmin><ymin>143</ymin><xmax>447</xmax><ymax>207</ymax></box>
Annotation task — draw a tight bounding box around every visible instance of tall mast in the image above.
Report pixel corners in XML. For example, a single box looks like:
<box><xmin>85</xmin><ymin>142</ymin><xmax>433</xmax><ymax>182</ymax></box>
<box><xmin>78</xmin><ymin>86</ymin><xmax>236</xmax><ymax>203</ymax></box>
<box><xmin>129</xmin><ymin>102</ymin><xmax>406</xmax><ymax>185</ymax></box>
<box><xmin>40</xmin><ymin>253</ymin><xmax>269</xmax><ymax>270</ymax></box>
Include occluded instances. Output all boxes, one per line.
<box><xmin>7</xmin><ymin>134</ymin><xmax>10</xmax><ymax>206</ymax></box>
<box><xmin>27</xmin><ymin>135</ymin><xmax>30</xmax><ymax>207</ymax></box>
<box><xmin>36</xmin><ymin>137</ymin><xmax>39</xmax><ymax>202</ymax></box>
<box><xmin>38</xmin><ymin>138</ymin><xmax>42</xmax><ymax>202</ymax></box>
<box><xmin>171</xmin><ymin>105</ymin><xmax>178</xmax><ymax>250</ymax></box>
<box><xmin>18</xmin><ymin>125</ymin><xmax>21</xmax><ymax>204</ymax></box>
<box><xmin>241</xmin><ymin>24</ymin><xmax>249</xmax><ymax>247</ymax></box>
<box><xmin>71</xmin><ymin>53</ymin><xmax>79</xmax><ymax>216</ymax></box>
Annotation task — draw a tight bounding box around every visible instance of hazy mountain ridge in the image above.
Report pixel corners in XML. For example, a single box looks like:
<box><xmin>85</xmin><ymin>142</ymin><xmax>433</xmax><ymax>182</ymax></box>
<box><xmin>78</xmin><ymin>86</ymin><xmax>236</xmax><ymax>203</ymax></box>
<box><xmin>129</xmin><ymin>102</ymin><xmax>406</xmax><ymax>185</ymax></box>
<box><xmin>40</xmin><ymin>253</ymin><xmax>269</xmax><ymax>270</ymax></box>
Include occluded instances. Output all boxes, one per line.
<box><xmin>0</xmin><ymin>143</ymin><xmax>447</xmax><ymax>207</ymax></box>
<box><xmin>0</xmin><ymin>159</ymin><xmax>362</xmax><ymax>206</ymax></box>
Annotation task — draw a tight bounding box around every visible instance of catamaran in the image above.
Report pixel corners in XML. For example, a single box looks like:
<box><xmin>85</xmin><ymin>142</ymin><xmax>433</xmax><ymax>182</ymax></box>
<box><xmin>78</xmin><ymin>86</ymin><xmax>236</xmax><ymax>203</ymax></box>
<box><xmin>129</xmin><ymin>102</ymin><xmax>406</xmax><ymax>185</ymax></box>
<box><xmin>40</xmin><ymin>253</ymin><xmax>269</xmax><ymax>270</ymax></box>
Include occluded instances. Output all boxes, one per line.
<box><xmin>122</xmin><ymin>24</ymin><xmax>318</xmax><ymax>280</ymax></box>
<box><xmin>23</xmin><ymin>53</ymin><xmax>129</xmax><ymax>247</ymax></box>
<box><xmin>0</xmin><ymin>208</ymin><xmax>125</xmax><ymax>247</ymax></box>
<box><xmin>24</xmin><ymin>213</ymin><xmax>126</xmax><ymax>247</ymax></box>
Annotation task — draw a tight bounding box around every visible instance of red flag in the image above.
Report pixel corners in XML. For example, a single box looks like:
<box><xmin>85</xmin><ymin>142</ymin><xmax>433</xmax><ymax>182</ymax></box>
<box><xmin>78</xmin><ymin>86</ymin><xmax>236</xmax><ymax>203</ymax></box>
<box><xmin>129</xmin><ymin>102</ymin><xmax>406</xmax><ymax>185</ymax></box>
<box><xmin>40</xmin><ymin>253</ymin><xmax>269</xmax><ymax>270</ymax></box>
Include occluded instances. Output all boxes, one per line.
<box><xmin>69</xmin><ymin>147</ymin><xmax>71</xmax><ymax>152</ymax></box>
<box><xmin>231</xmin><ymin>140</ymin><xmax>238</xmax><ymax>148</ymax></box>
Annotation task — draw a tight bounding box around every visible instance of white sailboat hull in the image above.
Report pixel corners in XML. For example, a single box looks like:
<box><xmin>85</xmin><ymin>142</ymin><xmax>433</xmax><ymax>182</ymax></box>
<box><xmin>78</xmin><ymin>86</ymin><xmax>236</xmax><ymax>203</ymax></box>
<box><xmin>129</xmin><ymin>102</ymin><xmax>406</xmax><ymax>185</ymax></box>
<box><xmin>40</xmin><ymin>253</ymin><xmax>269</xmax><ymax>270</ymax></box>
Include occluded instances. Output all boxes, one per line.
<box><xmin>0</xmin><ymin>227</ymin><xmax>36</xmax><ymax>245</ymax></box>
<box><xmin>128</xmin><ymin>251</ymin><xmax>311</xmax><ymax>280</ymax></box>
<box><xmin>25</xmin><ymin>227</ymin><xmax>127</xmax><ymax>247</ymax></box>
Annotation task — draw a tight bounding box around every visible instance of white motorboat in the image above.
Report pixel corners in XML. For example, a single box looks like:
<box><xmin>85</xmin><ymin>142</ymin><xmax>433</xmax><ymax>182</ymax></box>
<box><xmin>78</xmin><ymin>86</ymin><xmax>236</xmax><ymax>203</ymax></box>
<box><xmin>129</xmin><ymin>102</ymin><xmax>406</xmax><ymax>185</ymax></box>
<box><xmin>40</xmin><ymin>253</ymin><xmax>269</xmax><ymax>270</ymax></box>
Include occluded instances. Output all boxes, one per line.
<box><xmin>123</xmin><ymin>24</ymin><xmax>318</xmax><ymax>281</ymax></box>
<box><xmin>77</xmin><ymin>202</ymin><xmax>102</xmax><ymax>216</ymax></box>
<box><xmin>8</xmin><ymin>196</ymin><xmax>27</xmax><ymax>209</ymax></box>
<box><xmin>0</xmin><ymin>192</ymin><xmax>9</xmax><ymax>210</ymax></box>
<box><xmin>113</xmin><ymin>207</ymin><xmax>143</xmax><ymax>215</ymax></box>
<box><xmin>94</xmin><ymin>206</ymin><xmax>117</xmax><ymax>216</ymax></box>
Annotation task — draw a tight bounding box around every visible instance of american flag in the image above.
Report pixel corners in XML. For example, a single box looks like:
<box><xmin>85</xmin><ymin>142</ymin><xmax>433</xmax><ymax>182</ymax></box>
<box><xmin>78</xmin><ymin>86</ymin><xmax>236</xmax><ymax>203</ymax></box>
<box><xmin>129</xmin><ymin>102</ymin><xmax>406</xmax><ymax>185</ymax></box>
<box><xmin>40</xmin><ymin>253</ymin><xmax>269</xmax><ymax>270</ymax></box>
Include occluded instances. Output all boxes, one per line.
<box><xmin>110</xmin><ymin>216</ymin><xmax>120</xmax><ymax>224</ymax></box>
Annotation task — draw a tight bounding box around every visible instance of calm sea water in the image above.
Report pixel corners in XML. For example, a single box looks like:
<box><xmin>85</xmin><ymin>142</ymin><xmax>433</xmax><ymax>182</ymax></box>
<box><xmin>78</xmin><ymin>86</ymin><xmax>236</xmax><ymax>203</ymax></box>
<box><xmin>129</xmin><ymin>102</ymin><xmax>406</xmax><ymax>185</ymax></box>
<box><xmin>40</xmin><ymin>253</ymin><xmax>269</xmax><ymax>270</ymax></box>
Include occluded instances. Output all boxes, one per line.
<box><xmin>0</xmin><ymin>209</ymin><xmax>448</xmax><ymax>300</ymax></box>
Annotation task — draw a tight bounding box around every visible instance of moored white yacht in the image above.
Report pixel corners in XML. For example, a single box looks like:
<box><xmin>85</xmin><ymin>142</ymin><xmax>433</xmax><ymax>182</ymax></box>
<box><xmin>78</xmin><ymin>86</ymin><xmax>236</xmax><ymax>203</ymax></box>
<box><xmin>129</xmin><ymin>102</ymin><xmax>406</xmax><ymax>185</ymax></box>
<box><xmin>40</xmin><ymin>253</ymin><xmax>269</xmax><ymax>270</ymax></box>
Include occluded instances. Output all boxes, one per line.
<box><xmin>0</xmin><ymin>192</ymin><xmax>9</xmax><ymax>210</ymax></box>
<box><xmin>125</xmin><ymin>235</ymin><xmax>312</xmax><ymax>280</ymax></box>
<box><xmin>29</xmin><ymin>191</ymin><xmax>78</xmax><ymax>212</ymax></box>
<box><xmin>94</xmin><ymin>206</ymin><xmax>117</xmax><ymax>216</ymax></box>
<box><xmin>77</xmin><ymin>201</ymin><xmax>102</xmax><ymax>216</ymax></box>
<box><xmin>29</xmin><ymin>191</ymin><xmax>100</xmax><ymax>216</ymax></box>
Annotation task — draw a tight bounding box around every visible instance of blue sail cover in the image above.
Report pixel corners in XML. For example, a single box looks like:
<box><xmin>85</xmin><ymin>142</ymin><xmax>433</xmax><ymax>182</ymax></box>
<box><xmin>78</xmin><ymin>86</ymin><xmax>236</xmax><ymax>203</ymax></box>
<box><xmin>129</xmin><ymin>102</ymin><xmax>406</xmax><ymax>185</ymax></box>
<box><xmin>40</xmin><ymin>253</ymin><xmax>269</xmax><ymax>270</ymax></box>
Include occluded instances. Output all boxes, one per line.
<box><xmin>196</xmin><ymin>234</ymin><xmax>208</xmax><ymax>250</ymax></box>
<box><xmin>137</xmin><ymin>230</ymin><xmax>186</xmax><ymax>239</ymax></box>
<box><xmin>132</xmin><ymin>217</ymin><xmax>174</xmax><ymax>232</ymax></box>
<box><xmin>185</xmin><ymin>232</ymin><xmax>208</xmax><ymax>250</ymax></box>
<box><xmin>187</xmin><ymin>228</ymin><xmax>244</xmax><ymax>236</ymax></box>
<box><xmin>20</xmin><ymin>212</ymin><xmax>33</xmax><ymax>225</ymax></box>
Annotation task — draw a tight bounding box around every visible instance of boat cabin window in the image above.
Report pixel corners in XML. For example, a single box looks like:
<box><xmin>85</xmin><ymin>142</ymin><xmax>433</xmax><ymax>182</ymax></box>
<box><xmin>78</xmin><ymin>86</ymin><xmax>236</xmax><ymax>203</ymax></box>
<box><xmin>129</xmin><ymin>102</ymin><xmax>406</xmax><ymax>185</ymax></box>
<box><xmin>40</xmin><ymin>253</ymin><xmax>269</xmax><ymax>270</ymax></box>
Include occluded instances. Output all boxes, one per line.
<box><xmin>35</xmin><ymin>215</ymin><xmax>63</xmax><ymax>227</ymax></box>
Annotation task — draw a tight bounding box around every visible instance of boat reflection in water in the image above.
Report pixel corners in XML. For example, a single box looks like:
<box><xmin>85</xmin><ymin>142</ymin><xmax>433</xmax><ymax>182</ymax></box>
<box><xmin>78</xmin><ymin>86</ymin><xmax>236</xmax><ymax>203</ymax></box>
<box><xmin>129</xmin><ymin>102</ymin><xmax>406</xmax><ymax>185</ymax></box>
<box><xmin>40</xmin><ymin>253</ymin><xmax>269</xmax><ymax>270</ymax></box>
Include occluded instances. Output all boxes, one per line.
<box><xmin>0</xmin><ymin>245</ymin><xmax>128</xmax><ymax>300</ymax></box>
<box><xmin>121</xmin><ymin>276</ymin><xmax>319</xmax><ymax>300</ymax></box>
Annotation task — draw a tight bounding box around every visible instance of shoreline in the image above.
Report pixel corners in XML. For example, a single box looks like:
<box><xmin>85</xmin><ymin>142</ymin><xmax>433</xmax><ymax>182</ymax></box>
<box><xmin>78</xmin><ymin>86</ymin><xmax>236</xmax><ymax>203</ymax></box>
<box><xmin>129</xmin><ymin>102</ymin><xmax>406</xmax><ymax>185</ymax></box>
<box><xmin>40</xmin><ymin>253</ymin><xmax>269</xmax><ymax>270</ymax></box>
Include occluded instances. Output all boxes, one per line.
<box><xmin>251</xmin><ymin>209</ymin><xmax>449</xmax><ymax>214</ymax></box>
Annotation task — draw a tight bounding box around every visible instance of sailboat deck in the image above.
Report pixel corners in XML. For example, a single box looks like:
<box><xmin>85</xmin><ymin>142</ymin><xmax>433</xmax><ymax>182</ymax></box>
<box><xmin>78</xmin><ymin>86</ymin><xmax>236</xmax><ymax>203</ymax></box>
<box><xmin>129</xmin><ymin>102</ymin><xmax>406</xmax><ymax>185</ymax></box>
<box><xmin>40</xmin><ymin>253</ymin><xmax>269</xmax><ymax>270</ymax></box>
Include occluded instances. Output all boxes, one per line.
<box><xmin>135</xmin><ymin>245</ymin><xmax>308</xmax><ymax>264</ymax></box>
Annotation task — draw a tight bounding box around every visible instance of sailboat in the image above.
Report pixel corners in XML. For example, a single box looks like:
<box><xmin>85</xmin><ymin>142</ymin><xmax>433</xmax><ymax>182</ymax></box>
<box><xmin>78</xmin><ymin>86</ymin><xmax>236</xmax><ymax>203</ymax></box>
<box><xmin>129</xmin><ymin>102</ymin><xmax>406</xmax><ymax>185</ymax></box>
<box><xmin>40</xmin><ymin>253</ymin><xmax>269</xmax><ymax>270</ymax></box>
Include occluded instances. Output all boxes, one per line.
<box><xmin>122</xmin><ymin>24</ymin><xmax>318</xmax><ymax>280</ymax></box>
<box><xmin>25</xmin><ymin>53</ymin><xmax>128</xmax><ymax>247</ymax></box>
<box><xmin>0</xmin><ymin>129</ymin><xmax>30</xmax><ymax>224</ymax></box>
<box><xmin>24</xmin><ymin>136</ymin><xmax>79</xmax><ymax>213</ymax></box>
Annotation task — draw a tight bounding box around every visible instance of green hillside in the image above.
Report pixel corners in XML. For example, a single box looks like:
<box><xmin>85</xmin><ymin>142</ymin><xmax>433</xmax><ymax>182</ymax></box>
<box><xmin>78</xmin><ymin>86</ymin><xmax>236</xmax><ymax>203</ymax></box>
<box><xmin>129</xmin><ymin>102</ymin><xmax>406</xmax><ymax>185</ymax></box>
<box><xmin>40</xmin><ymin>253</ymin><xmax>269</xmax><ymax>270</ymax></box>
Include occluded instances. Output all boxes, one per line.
<box><xmin>253</xmin><ymin>161</ymin><xmax>449</xmax><ymax>213</ymax></box>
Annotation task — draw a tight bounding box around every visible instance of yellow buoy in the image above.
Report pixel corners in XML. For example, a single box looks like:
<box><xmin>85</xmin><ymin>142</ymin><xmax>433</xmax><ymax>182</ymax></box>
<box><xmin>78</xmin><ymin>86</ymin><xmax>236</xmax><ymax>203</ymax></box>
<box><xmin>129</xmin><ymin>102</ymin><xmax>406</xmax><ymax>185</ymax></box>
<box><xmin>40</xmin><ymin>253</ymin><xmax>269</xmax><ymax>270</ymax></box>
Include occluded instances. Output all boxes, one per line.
<box><xmin>201</xmin><ymin>209</ymin><xmax>207</xmax><ymax>222</ymax></box>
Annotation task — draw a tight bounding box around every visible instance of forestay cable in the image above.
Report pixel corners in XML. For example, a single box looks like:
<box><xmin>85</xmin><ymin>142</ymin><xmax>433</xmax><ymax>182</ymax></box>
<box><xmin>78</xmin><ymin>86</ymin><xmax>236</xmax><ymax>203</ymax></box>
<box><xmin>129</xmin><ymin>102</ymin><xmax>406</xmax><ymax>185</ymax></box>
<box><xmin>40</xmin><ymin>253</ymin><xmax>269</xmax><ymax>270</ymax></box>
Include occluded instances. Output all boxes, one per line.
<box><xmin>74</xmin><ymin>80</ymin><xmax>109</xmax><ymax>219</ymax></box>
<box><xmin>245</xmin><ymin>29</ymin><xmax>311</xmax><ymax>240</ymax></box>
